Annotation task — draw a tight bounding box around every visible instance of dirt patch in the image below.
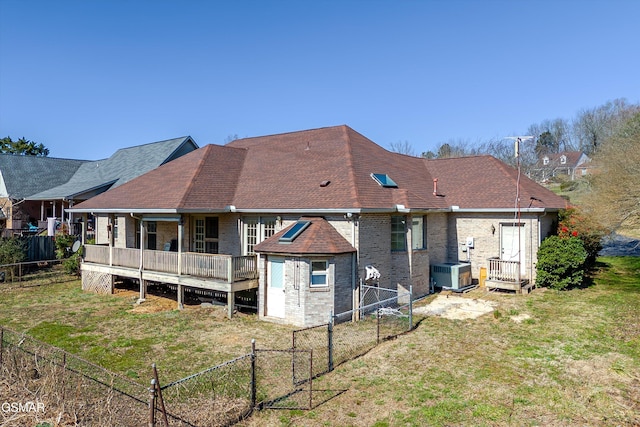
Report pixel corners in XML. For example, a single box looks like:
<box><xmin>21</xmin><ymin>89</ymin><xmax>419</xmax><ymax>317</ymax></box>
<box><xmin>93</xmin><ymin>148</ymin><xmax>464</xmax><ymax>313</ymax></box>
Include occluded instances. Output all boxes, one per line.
<box><xmin>510</xmin><ymin>313</ymin><xmax>532</xmax><ymax>323</ymax></box>
<box><xmin>414</xmin><ymin>294</ymin><xmax>497</xmax><ymax>320</ymax></box>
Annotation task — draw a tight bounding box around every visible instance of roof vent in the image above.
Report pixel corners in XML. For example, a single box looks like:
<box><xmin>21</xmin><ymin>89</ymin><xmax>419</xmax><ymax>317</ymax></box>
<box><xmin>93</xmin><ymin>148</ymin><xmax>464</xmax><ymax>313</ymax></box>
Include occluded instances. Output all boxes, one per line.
<box><xmin>320</xmin><ymin>180</ymin><xmax>331</xmax><ymax>187</ymax></box>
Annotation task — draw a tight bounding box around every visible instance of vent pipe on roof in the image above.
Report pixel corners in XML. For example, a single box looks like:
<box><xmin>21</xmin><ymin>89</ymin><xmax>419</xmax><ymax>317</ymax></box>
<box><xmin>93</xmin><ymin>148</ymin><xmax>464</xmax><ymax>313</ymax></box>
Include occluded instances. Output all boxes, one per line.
<box><xmin>433</xmin><ymin>178</ymin><xmax>438</xmax><ymax>196</ymax></box>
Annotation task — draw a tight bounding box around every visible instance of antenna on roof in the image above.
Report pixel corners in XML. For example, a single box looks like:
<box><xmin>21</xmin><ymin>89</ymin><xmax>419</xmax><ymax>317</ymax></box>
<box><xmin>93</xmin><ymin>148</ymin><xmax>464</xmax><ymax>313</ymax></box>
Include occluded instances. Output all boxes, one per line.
<box><xmin>305</xmin><ymin>141</ymin><xmax>310</xmax><ymax>151</ymax></box>
<box><xmin>503</xmin><ymin>136</ymin><xmax>533</xmax><ymax>158</ymax></box>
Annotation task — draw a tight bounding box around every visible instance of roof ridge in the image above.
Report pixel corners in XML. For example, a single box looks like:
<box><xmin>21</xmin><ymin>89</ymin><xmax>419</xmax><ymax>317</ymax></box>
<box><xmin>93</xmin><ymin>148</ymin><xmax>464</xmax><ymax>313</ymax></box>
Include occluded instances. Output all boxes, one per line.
<box><xmin>178</xmin><ymin>146</ymin><xmax>212</xmax><ymax>207</ymax></box>
<box><xmin>114</xmin><ymin>136</ymin><xmax>191</xmax><ymax>153</ymax></box>
<box><xmin>225</xmin><ymin>145</ymin><xmax>247</xmax><ymax>206</ymax></box>
<box><xmin>343</xmin><ymin>127</ymin><xmax>362</xmax><ymax>208</ymax></box>
<box><xmin>231</xmin><ymin>125</ymin><xmax>350</xmax><ymax>144</ymax></box>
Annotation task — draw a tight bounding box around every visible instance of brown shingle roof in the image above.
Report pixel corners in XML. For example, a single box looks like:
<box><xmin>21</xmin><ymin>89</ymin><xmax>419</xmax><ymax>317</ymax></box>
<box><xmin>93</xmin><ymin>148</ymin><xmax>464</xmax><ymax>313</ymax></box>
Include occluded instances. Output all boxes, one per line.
<box><xmin>424</xmin><ymin>155</ymin><xmax>568</xmax><ymax>210</ymax></box>
<box><xmin>228</xmin><ymin>125</ymin><xmax>449</xmax><ymax>210</ymax></box>
<box><xmin>72</xmin><ymin>125</ymin><xmax>567</xmax><ymax>213</ymax></box>
<box><xmin>254</xmin><ymin>217</ymin><xmax>356</xmax><ymax>255</ymax></box>
<box><xmin>72</xmin><ymin>144</ymin><xmax>246</xmax><ymax>210</ymax></box>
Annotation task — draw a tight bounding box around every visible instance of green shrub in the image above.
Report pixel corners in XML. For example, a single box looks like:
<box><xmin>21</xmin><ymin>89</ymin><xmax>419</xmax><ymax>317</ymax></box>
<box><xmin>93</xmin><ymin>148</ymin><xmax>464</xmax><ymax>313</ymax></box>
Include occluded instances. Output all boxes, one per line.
<box><xmin>0</xmin><ymin>237</ymin><xmax>26</xmax><ymax>265</ymax></box>
<box><xmin>0</xmin><ymin>237</ymin><xmax>27</xmax><ymax>280</ymax></box>
<box><xmin>62</xmin><ymin>251</ymin><xmax>82</xmax><ymax>276</ymax></box>
<box><xmin>536</xmin><ymin>236</ymin><xmax>587</xmax><ymax>290</ymax></box>
<box><xmin>558</xmin><ymin>207</ymin><xmax>605</xmax><ymax>267</ymax></box>
<box><xmin>54</xmin><ymin>233</ymin><xmax>76</xmax><ymax>259</ymax></box>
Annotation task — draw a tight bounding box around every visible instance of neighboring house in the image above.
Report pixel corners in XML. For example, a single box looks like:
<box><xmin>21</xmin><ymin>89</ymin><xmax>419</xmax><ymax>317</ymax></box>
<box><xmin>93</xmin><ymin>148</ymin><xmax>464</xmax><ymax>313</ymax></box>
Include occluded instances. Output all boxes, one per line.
<box><xmin>0</xmin><ymin>137</ymin><xmax>198</xmax><ymax>237</ymax></box>
<box><xmin>68</xmin><ymin>125</ymin><xmax>567</xmax><ymax>327</ymax></box>
<box><xmin>0</xmin><ymin>154</ymin><xmax>87</xmax><ymax>235</ymax></box>
<box><xmin>528</xmin><ymin>151</ymin><xmax>592</xmax><ymax>182</ymax></box>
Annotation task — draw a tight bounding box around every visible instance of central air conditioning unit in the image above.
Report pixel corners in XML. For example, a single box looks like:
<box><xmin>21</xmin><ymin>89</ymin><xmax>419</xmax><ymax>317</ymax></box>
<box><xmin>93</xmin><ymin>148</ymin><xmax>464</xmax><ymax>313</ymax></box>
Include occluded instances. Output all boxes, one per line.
<box><xmin>431</xmin><ymin>262</ymin><xmax>472</xmax><ymax>290</ymax></box>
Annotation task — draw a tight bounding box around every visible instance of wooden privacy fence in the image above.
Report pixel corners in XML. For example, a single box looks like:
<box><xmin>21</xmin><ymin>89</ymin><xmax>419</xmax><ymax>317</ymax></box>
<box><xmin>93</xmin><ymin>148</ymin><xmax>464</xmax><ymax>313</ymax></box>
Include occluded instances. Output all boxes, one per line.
<box><xmin>25</xmin><ymin>235</ymin><xmax>56</xmax><ymax>261</ymax></box>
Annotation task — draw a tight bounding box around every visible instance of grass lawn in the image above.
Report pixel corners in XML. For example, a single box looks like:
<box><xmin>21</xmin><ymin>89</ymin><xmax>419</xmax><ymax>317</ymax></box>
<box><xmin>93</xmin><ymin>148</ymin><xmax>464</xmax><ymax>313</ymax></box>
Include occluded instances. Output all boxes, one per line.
<box><xmin>0</xmin><ymin>271</ymin><xmax>295</xmax><ymax>384</ymax></box>
<box><xmin>1</xmin><ymin>257</ymin><xmax>639</xmax><ymax>426</ymax></box>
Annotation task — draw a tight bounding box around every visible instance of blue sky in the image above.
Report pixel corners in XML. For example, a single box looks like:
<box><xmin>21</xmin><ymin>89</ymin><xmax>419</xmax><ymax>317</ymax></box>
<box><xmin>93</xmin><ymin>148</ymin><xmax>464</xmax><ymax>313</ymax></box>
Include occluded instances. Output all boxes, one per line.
<box><xmin>1</xmin><ymin>0</ymin><xmax>638</xmax><ymax>160</ymax></box>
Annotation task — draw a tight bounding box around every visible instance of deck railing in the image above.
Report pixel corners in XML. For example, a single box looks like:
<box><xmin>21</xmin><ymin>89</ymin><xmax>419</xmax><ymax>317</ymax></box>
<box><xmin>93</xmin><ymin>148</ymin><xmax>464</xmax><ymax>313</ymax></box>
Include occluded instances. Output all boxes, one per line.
<box><xmin>83</xmin><ymin>245</ymin><xmax>257</xmax><ymax>283</ymax></box>
<box><xmin>487</xmin><ymin>257</ymin><xmax>521</xmax><ymax>283</ymax></box>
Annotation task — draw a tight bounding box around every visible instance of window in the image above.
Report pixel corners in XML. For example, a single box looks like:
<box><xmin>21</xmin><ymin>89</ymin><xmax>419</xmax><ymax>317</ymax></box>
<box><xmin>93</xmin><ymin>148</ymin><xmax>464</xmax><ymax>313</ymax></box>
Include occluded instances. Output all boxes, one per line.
<box><xmin>543</xmin><ymin>156</ymin><xmax>549</xmax><ymax>165</ymax></box>
<box><xmin>279</xmin><ymin>220</ymin><xmax>311</xmax><ymax>243</ymax></box>
<box><xmin>411</xmin><ymin>216</ymin><xmax>426</xmax><ymax>250</ymax></box>
<box><xmin>371</xmin><ymin>173</ymin><xmax>398</xmax><ymax>188</ymax></box>
<box><xmin>310</xmin><ymin>260</ymin><xmax>328</xmax><ymax>287</ymax></box>
<box><xmin>194</xmin><ymin>217</ymin><xmax>218</xmax><ymax>253</ymax></box>
<box><xmin>136</xmin><ymin>220</ymin><xmax>157</xmax><ymax>249</ymax></box>
<box><xmin>560</xmin><ymin>155</ymin><xmax>567</xmax><ymax>164</ymax></box>
<box><xmin>147</xmin><ymin>221</ymin><xmax>157</xmax><ymax>250</ymax></box>
<box><xmin>113</xmin><ymin>217</ymin><xmax>119</xmax><ymax>240</ymax></box>
<box><xmin>246</xmin><ymin>219</ymin><xmax>258</xmax><ymax>254</ymax></box>
<box><xmin>243</xmin><ymin>217</ymin><xmax>277</xmax><ymax>255</ymax></box>
<box><xmin>391</xmin><ymin>216</ymin><xmax>406</xmax><ymax>251</ymax></box>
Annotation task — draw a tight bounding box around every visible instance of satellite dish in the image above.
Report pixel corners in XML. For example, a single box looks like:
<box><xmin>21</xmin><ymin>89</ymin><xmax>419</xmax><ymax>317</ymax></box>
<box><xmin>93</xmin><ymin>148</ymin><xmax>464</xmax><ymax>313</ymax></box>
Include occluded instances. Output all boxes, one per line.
<box><xmin>72</xmin><ymin>240</ymin><xmax>81</xmax><ymax>253</ymax></box>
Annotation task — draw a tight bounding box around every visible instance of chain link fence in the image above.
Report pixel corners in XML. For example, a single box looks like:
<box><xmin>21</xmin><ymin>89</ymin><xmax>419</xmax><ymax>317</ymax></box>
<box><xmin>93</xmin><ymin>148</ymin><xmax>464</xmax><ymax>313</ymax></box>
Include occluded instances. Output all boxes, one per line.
<box><xmin>254</xmin><ymin>348</ymin><xmax>313</xmax><ymax>410</ymax></box>
<box><xmin>0</xmin><ymin>327</ymin><xmax>149</xmax><ymax>427</ymax></box>
<box><xmin>156</xmin><ymin>354</ymin><xmax>254</xmax><ymax>426</ymax></box>
<box><xmin>1</xmin><ymin>284</ymin><xmax>413</xmax><ymax>426</ymax></box>
<box><xmin>293</xmin><ymin>285</ymin><xmax>413</xmax><ymax>375</ymax></box>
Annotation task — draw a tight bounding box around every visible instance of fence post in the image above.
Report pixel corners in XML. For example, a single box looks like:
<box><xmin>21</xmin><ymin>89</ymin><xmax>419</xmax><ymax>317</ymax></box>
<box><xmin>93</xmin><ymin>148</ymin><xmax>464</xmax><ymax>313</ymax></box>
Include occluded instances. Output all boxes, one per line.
<box><xmin>61</xmin><ymin>353</ymin><xmax>66</xmax><ymax>401</ymax></box>
<box><xmin>148</xmin><ymin>378</ymin><xmax>157</xmax><ymax>427</ymax></box>
<box><xmin>0</xmin><ymin>327</ymin><xmax>3</xmax><ymax>369</ymax></box>
<box><xmin>152</xmin><ymin>364</ymin><xmax>169</xmax><ymax>427</ymax></box>
<box><xmin>250</xmin><ymin>339</ymin><xmax>257</xmax><ymax>409</ymax></box>
<box><xmin>409</xmin><ymin>285</ymin><xmax>413</xmax><ymax>331</ymax></box>
<box><xmin>376</xmin><ymin>306</ymin><xmax>381</xmax><ymax>344</ymax></box>
<box><xmin>308</xmin><ymin>349</ymin><xmax>313</xmax><ymax>410</ymax></box>
<box><xmin>328</xmin><ymin>311</ymin><xmax>334</xmax><ymax>372</ymax></box>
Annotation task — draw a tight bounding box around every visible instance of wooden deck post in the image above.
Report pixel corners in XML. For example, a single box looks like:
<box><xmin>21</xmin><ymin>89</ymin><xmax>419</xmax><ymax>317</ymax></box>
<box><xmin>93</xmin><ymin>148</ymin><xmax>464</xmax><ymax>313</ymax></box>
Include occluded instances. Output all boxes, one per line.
<box><xmin>177</xmin><ymin>284</ymin><xmax>184</xmax><ymax>310</ymax></box>
<box><xmin>227</xmin><ymin>291</ymin><xmax>235</xmax><ymax>319</ymax></box>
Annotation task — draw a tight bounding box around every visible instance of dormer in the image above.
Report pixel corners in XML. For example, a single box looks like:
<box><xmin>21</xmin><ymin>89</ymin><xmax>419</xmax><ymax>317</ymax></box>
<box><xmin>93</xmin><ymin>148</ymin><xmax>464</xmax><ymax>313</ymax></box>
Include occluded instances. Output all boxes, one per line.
<box><xmin>543</xmin><ymin>156</ymin><xmax>549</xmax><ymax>165</ymax></box>
<box><xmin>560</xmin><ymin>155</ymin><xmax>567</xmax><ymax>165</ymax></box>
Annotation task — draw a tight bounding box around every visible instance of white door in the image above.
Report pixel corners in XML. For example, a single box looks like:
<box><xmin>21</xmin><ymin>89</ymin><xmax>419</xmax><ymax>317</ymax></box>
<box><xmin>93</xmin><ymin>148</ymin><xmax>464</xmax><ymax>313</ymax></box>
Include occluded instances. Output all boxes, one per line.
<box><xmin>267</xmin><ymin>257</ymin><xmax>285</xmax><ymax>318</ymax></box>
<box><xmin>501</xmin><ymin>224</ymin><xmax>526</xmax><ymax>276</ymax></box>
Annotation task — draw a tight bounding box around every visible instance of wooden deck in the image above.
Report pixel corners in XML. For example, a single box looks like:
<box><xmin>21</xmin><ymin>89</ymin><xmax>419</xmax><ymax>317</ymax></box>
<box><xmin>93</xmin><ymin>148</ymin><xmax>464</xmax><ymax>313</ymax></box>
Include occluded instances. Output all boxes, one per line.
<box><xmin>81</xmin><ymin>245</ymin><xmax>258</xmax><ymax>317</ymax></box>
<box><xmin>485</xmin><ymin>257</ymin><xmax>533</xmax><ymax>294</ymax></box>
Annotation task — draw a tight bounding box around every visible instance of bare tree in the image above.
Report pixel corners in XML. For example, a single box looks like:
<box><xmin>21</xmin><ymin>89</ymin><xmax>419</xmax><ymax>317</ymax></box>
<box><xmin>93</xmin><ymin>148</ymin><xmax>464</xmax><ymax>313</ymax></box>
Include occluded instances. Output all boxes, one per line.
<box><xmin>573</xmin><ymin>98</ymin><xmax>640</xmax><ymax>154</ymax></box>
<box><xmin>224</xmin><ymin>134</ymin><xmax>239</xmax><ymax>144</ymax></box>
<box><xmin>388</xmin><ymin>140</ymin><xmax>417</xmax><ymax>156</ymax></box>
<box><xmin>583</xmin><ymin>111</ymin><xmax>640</xmax><ymax>233</ymax></box>
<box><xmin>527</xmin><ymin>118</ymin><xmax>574</xmax><ymax>154</ymax></box>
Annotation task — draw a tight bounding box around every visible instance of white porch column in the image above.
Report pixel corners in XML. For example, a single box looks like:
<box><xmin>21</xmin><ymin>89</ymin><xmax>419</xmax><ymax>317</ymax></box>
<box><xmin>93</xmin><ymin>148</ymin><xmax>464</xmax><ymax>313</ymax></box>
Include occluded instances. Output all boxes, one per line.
<box><xmin>177</xmin><ymin>217</ymin><xmax>184</xmax><ymax>276</ymax></box>
<box><xmin>108</xmin><ymin>215</ymin><xmax>114</xmax><ymax>267</ymax></box>
<box><xmin>139</xmin><ymin>220</ymin><xmax>146</xmax><ymax>301</ymax></box>
<box><xmin>81</xmin><ymin>214</ymin><xmax>87</xmax><ymax>245</ymax></box>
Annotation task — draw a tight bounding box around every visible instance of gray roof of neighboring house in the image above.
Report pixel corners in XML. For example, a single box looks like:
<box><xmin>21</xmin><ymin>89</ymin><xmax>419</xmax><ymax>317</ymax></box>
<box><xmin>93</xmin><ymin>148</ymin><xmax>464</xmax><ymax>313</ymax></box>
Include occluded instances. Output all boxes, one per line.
<box><xmin>29</xmin><ymin>136</ymin><xmax>198</xmax><ymax>200</ymax></box>
<box><xmin>0</xmin><ymin>154</ymin><xmax>87</xmax><ymax>199</ymax></box>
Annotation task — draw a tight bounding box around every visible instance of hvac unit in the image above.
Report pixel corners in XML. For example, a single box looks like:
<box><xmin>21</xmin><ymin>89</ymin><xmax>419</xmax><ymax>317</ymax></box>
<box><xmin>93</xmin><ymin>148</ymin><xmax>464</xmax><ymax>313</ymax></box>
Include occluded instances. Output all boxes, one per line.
<box><xmin>430</xmin><ymin>262</ymin><xmax>472</xmax><ymax>290</ymax></box>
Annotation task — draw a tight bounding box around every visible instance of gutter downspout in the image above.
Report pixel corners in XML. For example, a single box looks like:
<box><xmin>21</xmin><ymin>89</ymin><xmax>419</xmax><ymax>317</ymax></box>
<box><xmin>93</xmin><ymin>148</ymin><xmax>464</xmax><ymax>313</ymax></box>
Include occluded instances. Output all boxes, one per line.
<box><xmin>352</xmin><ymin>215</ymin><xmax>359</xmax><ymax>321</ymax></box>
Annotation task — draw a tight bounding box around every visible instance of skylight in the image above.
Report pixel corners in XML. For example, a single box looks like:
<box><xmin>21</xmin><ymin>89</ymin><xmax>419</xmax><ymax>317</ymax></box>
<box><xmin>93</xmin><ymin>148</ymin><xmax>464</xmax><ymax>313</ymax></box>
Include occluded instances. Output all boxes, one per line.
<box><xmin>371</xmin><ymin>173</ymin><xmax>398</xmax><ymax>188</ymax></box>
<box><xmin>279</xmin><ymin>220</ymin><xmax>311</xmax><ymax>243</ymax></box>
